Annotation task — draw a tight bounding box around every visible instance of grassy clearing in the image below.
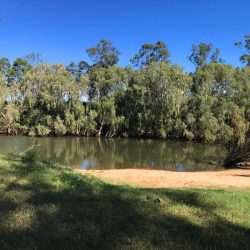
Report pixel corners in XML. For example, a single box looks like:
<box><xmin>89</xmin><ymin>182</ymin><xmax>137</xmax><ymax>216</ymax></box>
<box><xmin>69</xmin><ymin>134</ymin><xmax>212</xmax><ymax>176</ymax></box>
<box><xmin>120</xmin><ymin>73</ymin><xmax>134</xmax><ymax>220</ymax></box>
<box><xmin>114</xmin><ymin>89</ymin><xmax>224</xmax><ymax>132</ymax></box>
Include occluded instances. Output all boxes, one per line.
<box><xmin>0</xmin><ymin>153</ymin><xmax>250</xmax><ymax>250</ymax></box>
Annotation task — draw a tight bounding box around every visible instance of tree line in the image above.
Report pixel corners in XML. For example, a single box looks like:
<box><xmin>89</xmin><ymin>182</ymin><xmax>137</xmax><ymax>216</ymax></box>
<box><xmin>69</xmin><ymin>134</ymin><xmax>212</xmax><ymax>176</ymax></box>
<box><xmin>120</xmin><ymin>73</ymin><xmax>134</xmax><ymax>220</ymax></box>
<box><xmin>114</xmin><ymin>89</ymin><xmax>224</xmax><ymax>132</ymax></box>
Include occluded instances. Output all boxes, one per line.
<box><xmin>0</xmin><ymin>35</ymin><xmax>249</xmax><ymax>146</ymax></box>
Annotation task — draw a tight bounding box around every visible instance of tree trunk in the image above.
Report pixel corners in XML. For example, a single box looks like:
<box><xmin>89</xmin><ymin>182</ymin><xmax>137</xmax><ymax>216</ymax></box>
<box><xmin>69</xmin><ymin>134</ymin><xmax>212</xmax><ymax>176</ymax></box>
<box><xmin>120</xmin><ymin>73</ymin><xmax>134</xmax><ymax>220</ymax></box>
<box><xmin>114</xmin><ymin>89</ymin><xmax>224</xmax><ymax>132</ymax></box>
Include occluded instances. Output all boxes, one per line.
<box><xmin>97</xmin><ymin>120</ymin><xmax>104</xmax><ymax>137</ymax></box>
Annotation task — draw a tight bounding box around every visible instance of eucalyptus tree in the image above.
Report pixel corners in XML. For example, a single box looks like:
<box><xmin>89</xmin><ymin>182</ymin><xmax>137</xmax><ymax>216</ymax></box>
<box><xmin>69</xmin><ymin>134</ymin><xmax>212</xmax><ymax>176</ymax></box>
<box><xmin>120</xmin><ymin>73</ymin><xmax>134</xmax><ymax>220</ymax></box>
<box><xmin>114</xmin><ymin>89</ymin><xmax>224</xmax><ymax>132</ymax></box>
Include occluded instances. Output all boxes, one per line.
<box><xmin>0</xmin><ymin>57</ymin><xmax>11</xmax><ymax>77</ymax></box>
<box><xmin>86</xmin><ymin>40</ymin><xmax>120</xmax><ymax>67</ymax></box>
<box><xmin>142</xmin><ymin>62</ymin><xmax>191</xmax><ymax>138</ymax></box>
<box><xmin>0</xmin><ymin>71</ymin><xmax>21</xmax><ymax>135</ymax></box>
<box><xmin>188</xmin><ymin>42</ymin><xmax>223</xmax><ymax>70</ymax></box>
<box><xmin>87</xmin><ymin>65</ymin><xmax>126</xmax><ymax>99</ymax></box>
<box><xmin>67</xmin><ymin>61</ymin><xmax>89</xmax><ymax>82</ymax></box>
<box><xmin>0</xmin><ymin>74</ymin><xmax>19</xmax><ymax>135</ymax></box>
<box><xmin>116</xmin><ymin>68</ymin><xmax>148</xmax><ymax>135</ymax></box>
<box><xmin>25</xmin><ymin>53</ymin><xmax>42</xmax><ymax>67</ymax></box>
<box><xmin>131</xmin><ymin>41</ymin><xmax>170</xmax><ymax>67</ymax></box>
<box><xmin>118</xmin><ymin>62</ymin><xmax>191</xmax><ymax>138</ymax></box>
<box><xmin>0</xmin><ymin>39</ymin><xmax>249</xmax><ymax>144</ymax></box>
<box><xmin>188</xmin><ymin>63</ymin><xmax>248</xmax><ymax>143</ymax></box>
<box><xmin>232</xmin><ymin>66</ymin><xmax>250</xmax><ymax>120</ymax></box>
<box><xmin>0</xmin><ymin>74</ymin><xmax>7</xmax><ymax>110</ymax></box>
<box><xmin>234</xmin><ymin>34</ymin><xmax>250</xmax><ymax>66</ymax></box>
<box><xmin>7</xmin><ymin>57</ymin><xmax>31</xmax><ymax>85</ymax></box>
<box><xmin>189</xmin><ymin>64</ymin><xmax>228</xmax><ymax>142</ymax></box>
<box><xmin>20</xmin><ymin>63</ymin><xmax>81</xmax><ymax>135</ymax></box>
<box><xmin>87</xmin><ymin>65</ymin><xmax>127</xmax><ymax>136</ymax></box>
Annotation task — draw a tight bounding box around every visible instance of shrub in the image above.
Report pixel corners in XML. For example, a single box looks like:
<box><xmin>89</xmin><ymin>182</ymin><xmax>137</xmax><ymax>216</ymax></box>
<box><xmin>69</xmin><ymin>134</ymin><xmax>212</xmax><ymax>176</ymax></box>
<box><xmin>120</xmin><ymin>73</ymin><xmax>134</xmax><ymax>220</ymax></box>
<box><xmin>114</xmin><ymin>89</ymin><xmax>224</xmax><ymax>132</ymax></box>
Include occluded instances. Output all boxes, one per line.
<box><xmin>35</xmin><ymin>124</ymin><xmax>51</xmax><ymax>136</ymax></box>
<box><xmin>28</xmin><ymin>128</ymin><xmax>36</xmax><ymax>137</ymax></box>
<box><xmin>54</xmin><ymin>117</ymin><xmax>67</xmax><ymax>135</ymax></box>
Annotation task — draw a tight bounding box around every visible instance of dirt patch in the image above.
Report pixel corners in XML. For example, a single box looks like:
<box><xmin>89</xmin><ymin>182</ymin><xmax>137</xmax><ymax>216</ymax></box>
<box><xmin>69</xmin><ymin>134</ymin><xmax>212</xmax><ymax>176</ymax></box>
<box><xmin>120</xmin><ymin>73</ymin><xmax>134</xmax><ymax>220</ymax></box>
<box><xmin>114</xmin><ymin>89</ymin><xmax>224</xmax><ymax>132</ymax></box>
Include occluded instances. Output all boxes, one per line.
<box><xmin>77</xmin><ymin>169</ymin><xmax>250</xmax><ymax>188</ymax></box>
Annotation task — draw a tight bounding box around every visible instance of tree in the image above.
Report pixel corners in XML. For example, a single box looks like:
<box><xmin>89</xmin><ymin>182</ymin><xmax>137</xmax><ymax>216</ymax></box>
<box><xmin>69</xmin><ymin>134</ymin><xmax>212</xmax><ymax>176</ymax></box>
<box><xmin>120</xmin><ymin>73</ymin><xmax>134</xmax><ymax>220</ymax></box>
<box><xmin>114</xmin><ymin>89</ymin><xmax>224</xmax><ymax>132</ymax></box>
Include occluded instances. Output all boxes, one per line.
<box><xmin>233</xmin><ymin>66</ymin><xmax>250</xmax><ymax>120</ymax></box>
<box><xmin>224</xmin><ymin>137</ymin><xmax>250</xmax><ymax>167</ymax></box>
<box><xmin>25</xmin><ymin>53</ymin><xmax>42</xmax><ymax>67</ymax></box>
<box><xmin>86</xmin><ymin>40</ymin><xmax>120</xmax><ymax>67</ymax></box>
<box><xmin>7</xmin><ymin>57</ymin><xmax>31</xmax><ymax>85</ymax></box>
<box><xmin>118</xmin><ymin>62</ymin><xmax>191</xmax><ymax>138</ymax></box>
<box><xmin>54</xmin><ymin>116</ymin><xmax>67</xmax><ymax>135</ymax></box>
<box><xmin>0</xmin><ymin>103</ymin><xmax>20</xmax><ymax>135</ymax></box>
<box><xmin>188</xmin><ymin>42</ymin><xmax>223</xmax><ymax>70</ymax></box>
<box><xmin>131</xmin><ymin>41</ymin><xmax>170</xmax><ymax>67</ymax></box>
<box><xmin>0</xmin><ymin>74</ymin><xmax>7</xmax><ymax>111</ymax></box>
<box><xmin>234</xmin><ymin>34</ymin><xmax>250</xmax><ymax>66</ymax></box>
<box><xmin>67</xmin><ymin>61</ymin><xmax>89</xmax><ymax>81</ymax></box>
<box><xmin>87</xmin><ymin>65</ymin><xmax>126</xmax><ymax>100</ymax></box>
<box><xmin>188</xmin><ymin>63</ymin><xmax>236</xmax><ymax>143</ymax></box>
<box><xmin>229</xmin><ymin>105</ymin><xmax>249</xmax><ymax>147</ymax></box>
<box><xmin>211</xmin><ymin>48</ymin><xmax>222</xmax><ymax>63</ymax></box>
<box><xmin>0</xmin><ymin>39</ymin><xmax>249</xmax><ymax>144</ymax></box>
<box><xmin>0</xmin><ymin>57</ymin><xmax>11</xmax><ymax>77</ymax></box>
<box><xmin>95</xmin><ymin>97</ymin><xmax>124</xmax><ymax>137</ymax></box>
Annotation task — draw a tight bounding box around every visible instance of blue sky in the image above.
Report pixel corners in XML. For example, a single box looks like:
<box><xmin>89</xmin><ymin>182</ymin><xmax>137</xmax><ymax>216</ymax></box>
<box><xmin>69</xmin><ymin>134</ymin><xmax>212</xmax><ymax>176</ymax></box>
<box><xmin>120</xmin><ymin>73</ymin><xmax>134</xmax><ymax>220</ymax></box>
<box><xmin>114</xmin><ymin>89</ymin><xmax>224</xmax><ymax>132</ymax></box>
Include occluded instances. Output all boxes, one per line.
<box><xmin>0</xmin><ymin>0</ymin><xmax>249</xmax><ymax>72</ymax></box>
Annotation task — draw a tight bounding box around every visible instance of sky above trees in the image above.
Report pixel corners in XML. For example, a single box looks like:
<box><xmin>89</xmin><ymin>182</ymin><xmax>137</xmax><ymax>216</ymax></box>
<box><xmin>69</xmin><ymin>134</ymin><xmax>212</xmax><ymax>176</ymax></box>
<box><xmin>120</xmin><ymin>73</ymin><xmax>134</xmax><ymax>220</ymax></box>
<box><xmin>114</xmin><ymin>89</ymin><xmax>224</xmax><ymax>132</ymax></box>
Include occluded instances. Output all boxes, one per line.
<box><xmin>0</xmin><ymin>0</ymin><xmax>250</xmax><ymax>71</ymax></box>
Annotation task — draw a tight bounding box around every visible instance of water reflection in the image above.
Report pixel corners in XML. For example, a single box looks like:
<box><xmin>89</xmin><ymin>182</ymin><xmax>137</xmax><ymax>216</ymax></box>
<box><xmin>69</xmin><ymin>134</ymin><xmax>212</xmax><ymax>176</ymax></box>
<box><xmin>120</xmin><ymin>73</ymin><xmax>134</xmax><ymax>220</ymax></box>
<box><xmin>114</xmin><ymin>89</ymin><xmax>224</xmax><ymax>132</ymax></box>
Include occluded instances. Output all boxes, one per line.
<box><xmin>0</xmin><ymin>136</ymin><xmax>227</xmax><ymax>171</ymax></box>
<box><xmin>81</xmin><ymin>159</ymin><xmax>98</xmax><ymax>170</ymax></box>
<box><xmin>176</xmin><ymin>163</ymin><xmax>184</xmax><ymax>172</ymax></box>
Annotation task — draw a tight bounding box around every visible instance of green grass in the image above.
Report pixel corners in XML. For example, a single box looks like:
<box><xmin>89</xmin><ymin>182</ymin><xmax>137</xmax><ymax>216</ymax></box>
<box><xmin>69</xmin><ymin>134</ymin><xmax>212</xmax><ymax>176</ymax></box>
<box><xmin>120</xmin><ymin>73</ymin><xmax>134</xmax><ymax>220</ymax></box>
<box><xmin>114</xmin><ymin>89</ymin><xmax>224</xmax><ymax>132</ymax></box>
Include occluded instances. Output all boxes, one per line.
<box><xmin>0</xmin><ymin>153</ymin><xmax>250</xmax><ymax>250</ymax></box>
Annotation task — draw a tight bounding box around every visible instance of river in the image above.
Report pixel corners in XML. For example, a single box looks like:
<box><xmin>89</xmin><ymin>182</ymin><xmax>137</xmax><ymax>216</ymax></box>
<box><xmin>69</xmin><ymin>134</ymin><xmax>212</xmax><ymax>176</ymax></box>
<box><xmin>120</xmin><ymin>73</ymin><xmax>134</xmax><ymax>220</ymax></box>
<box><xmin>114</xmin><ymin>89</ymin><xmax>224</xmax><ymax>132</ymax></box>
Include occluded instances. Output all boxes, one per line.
<box><xmin>0</xmin><ymin>136</ymin><xmax>227</xmax><ymax>171</ymax></box>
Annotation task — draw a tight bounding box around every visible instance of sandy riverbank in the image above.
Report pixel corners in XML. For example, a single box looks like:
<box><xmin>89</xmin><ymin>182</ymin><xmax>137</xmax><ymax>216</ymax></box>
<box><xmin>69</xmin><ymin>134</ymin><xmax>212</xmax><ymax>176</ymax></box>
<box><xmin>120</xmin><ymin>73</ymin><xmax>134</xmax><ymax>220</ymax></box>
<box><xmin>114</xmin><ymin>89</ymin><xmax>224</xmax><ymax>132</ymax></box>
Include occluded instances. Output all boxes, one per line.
<box><xmin>77</xmin><ymin>169</ymin><xmax>250</xmax><ymax>188</ymax></box>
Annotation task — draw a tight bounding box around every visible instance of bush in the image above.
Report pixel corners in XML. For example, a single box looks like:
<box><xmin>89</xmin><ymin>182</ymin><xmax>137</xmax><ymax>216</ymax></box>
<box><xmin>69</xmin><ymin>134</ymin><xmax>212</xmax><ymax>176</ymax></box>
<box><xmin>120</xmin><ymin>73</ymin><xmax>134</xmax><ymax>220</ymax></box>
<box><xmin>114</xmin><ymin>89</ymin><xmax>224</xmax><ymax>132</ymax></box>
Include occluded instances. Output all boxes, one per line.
<box><xmin>54</xmin><ymin>117</ymin><xmax>67</xmax><ymax>135</ymax></box>
<box><xmin>28</xmin><ymin>128</ymin><xmax>36</xmax><ymax>137</ymax></box>
<box><xmin>184</xmin><ymin>129</ymin><xmax>194</xmax><ymax>141</ymax></box>
<box><xmin>159</xmin><ymin>128</ymin><xmax>167</xmax><ymax>139</ymax></box>
<box><xmin>35</xmin><ymin>124</ymin><xmax>51</xmax><ymax>136</ymax></box>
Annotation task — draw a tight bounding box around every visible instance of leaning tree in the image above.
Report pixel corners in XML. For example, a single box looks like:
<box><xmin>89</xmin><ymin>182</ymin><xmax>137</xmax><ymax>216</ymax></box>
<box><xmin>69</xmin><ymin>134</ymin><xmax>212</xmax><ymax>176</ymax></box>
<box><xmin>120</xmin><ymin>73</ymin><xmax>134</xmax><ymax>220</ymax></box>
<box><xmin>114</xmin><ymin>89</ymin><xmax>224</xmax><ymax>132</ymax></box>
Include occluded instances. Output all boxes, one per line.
<box><xmin>224</xmin><ymin>138</ymin><xmax>250</xmax><ymax>168</ymax></box>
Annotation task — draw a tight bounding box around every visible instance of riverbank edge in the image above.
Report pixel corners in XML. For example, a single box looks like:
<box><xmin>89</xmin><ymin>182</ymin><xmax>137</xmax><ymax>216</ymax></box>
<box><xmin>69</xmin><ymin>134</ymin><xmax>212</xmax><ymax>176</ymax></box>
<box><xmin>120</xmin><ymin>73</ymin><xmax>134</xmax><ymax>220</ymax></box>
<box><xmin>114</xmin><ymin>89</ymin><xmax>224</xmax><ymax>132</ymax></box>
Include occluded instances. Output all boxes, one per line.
<box><xmin>0</xmin><ymin>133</ymin><xmax>228</xmax><ymax>147</ymax></box>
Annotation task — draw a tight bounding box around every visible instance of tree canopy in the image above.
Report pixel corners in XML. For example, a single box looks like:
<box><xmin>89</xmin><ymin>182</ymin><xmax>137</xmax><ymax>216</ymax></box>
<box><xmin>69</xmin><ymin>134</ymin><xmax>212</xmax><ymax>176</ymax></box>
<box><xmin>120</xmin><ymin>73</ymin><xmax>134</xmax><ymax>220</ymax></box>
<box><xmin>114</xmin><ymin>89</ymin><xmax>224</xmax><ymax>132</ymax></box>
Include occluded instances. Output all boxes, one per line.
<box><xmin>131</xmin><ymin>41</ymin><xmax>170</xmax><ymax>67</ymax></box>
<box><xmin>86</xmin><ymin>40</ymin><xmax>120</xmax><ymax>67</ymax></box>
<box><xmin>188</xmin><ymin>42</ymin><xmax>223</xmax><ymax>70</ymax></box>
<box><xmin>0</xmin><ymin>37</ymin><xmax>249</xmax><ymax>146</ymax></box>
<box><xmin>234</xmin><ymin>34</ymin><xmax>250</xmax><ymax>66</ymax></box>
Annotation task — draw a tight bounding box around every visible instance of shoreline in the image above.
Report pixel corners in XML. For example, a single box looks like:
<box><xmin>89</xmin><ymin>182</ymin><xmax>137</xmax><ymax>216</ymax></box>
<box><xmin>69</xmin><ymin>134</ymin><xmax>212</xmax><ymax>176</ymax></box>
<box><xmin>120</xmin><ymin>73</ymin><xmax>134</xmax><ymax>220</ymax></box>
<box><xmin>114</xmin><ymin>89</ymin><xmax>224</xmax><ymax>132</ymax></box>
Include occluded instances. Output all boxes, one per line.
<box><xmin>0</xmin><ymin>134</ymin><xmax>226</xmax><ymax>146</ymax></box>
<box><xmin>78</xmin><ymin>168</ymin><xmax>250</xmax><ymax>188</ymax></box>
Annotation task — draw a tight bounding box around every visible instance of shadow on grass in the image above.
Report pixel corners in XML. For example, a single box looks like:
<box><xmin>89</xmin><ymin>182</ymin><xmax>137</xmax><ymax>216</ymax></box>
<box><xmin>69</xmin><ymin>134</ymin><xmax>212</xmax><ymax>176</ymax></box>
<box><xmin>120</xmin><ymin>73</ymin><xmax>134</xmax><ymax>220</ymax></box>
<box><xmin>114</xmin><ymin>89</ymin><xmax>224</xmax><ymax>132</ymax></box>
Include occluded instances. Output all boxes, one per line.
<box><xmin>0</xmin><ymin>156</ymin><xmax>249</xmax><ymax>250</ymax></box>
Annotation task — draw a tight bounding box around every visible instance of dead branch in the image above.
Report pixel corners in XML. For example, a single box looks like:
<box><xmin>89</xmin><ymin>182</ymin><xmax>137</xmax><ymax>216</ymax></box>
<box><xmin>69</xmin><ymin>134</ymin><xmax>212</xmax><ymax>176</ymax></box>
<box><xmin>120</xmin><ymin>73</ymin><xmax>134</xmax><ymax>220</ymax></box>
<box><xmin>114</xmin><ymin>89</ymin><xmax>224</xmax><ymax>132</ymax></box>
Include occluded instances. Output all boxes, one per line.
<box><xmin>19</xmin><ymin>138</ymin><xmax>40</xmax><ymax>156</ymax></box>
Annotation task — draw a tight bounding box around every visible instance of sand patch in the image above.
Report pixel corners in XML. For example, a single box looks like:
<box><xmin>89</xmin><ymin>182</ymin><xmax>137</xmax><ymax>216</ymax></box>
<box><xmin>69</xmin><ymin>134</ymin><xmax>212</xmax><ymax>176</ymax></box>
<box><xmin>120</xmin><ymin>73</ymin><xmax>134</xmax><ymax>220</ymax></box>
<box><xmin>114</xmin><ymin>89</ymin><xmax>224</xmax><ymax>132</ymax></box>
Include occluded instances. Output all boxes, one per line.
<box><xmin>77</xmin><ymin>169</ymin><xmax>250</xmax><ymax>188</ymax></box>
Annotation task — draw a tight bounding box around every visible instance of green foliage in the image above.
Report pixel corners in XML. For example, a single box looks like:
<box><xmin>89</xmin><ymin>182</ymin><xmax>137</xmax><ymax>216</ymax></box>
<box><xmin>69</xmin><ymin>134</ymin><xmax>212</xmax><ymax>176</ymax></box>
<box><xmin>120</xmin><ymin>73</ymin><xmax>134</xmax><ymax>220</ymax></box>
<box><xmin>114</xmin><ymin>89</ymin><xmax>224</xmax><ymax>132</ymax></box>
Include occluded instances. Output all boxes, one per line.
<box><xmin>54</xmin><ymin>117</ymin><xmax>67</xmax><ymax>135</ymax></box>
<box><xmin>0</xmin><ymin>103</ymin><xmax>20</xmax><ymax>135</ymax></box>
<box><xmin>131</xmin><ymin>41</ymin><xmax>170</xmax><ymax>67</ymax></box>
<box><xmin>188</xmin><ymin>42</ymin><xmax>223</xmax><ymax>69</ymax></box>
<box><xmin>7</xmin><ymin>57</ymin><xmax>31</xmax><ymax>85</ymax></box>
<box><xmin>0</xmin><ymin>74</ymin><xmax>7</xmax><ymax>108</ymax></box>
<box><xmin>0</xmin><ymin>57</ymin><xmax>11</xmax><ymax>77</ymax></box>
<box><xmin>28</xmin><ymin>128</ymin><xmax>36</xmax><ymax>137</ymax></box>
<box><xmin>234</xmin><ymin>34</ymin><xmax>250</xmax><ymax>66</ymax></box>
<box><xmin>86</xmin><ymin>40</ymin><xmax>120</xmax><ymax>67</ymax></box>
<box><xmin>199</xmin><ymin>112</ymin><xmax>219</xmax><ymax>143</ymax></box>
<box><xmin>0</xmin><ymin>39</ymin><xmax>249</xmax><ymax>143</ymax></box>
<box><xmin>35</xmin><ymin>124</ymin><xmax>51</xmax><ymax>136</ymax></box>
<box><xmin>230</xmin><ymin>105</ymin><xmax>249</xmax><ymax>146</ymax></box>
